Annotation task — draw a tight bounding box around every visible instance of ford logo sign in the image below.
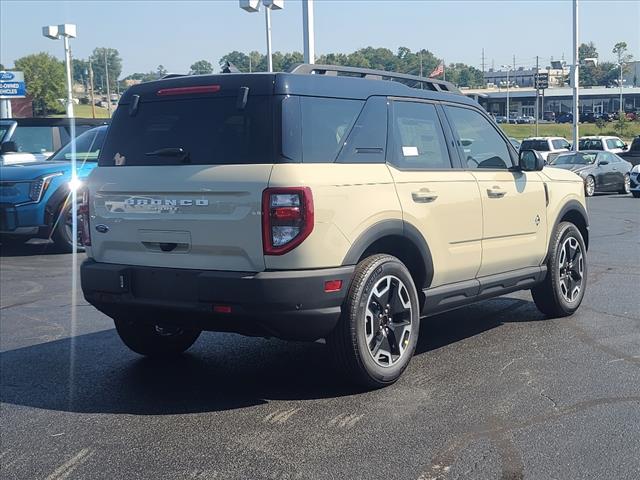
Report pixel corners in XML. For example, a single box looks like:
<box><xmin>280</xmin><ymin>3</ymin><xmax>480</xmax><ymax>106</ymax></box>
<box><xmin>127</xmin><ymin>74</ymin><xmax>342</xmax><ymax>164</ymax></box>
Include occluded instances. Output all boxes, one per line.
<box><xmin>0</xmin><ymin>72</ymin><xmax>15</xmax><ymax>80</ymax></box>
<box><xmin>95</xmin><ymin>224</ymin><xmax>109</xmax><ymax>233</ymax></box>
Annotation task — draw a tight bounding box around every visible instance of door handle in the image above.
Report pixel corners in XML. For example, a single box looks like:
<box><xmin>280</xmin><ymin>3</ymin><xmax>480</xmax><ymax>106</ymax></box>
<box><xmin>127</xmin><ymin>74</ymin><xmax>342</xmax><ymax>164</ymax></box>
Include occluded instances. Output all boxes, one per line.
<box><xmin>412</xmin><ymin>190</ymin><xmax>438</xmax><ymax>203</ymax></box>
<box><xmin>487</xmin><ymin>186</ymin><xmax>507</xmax><ymax>198</ymax></box>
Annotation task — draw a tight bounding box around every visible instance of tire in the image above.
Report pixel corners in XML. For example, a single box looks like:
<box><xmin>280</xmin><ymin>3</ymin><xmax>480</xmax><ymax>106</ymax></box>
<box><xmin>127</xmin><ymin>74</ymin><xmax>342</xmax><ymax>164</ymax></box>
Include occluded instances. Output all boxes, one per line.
<box><xmin>114</xmin><ymin>318</ymin><xmax>201</xmax><ymax>357</ymax></box>
<box><xmin>584</xmin><ymin>176</ymin><xmax>595</xmax><ymax>197</ymax></box>
<box><xmin>327</xmin><ymin>254</ymin><xmax>420</xmax><ymax>389</ymax></box>
<box><xmin>632</xmin><ymin>191</ymin><xmax>640</xmax><ymax>198</ymax></box>
<box><xmin>619</xmin><ymin>174</ymin><xmax>631</xmax><ymax>194</ymax></box>
<box><xmin>51</xmin><ymin>199</ymin><xmax>84</xmax><ymax>253</ymax></box>
<box><xmin>531</xmin><ymin>222</ymin><xmax>587</xmax><ymax>318</ymax></box>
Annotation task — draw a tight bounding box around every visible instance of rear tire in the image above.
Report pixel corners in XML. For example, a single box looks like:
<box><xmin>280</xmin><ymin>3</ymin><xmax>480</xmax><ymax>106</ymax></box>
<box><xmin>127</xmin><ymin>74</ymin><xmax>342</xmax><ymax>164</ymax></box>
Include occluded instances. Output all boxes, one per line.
<box><xmin>619</xmin><ymin>174</ymin><xmax>631</xmax><ymax>194</ymax></box>
<box><xmin>584</xmin><ymin>176</ymin><xmax>595</xmax><ymax>197</ymax></box>
<box><xmin>114</xmin><ymin>318</ymin><xmax>201</xmax><ymax>357</ymax></box>
<box><xmin>531</xmin><ymin>222</ymin><xmax>587</xmax><ymax>318</ymax></box>
<box><xmin>327</xmin><ymin>254</ymin><xmax>420</xmax><ymax>389</ymax></box>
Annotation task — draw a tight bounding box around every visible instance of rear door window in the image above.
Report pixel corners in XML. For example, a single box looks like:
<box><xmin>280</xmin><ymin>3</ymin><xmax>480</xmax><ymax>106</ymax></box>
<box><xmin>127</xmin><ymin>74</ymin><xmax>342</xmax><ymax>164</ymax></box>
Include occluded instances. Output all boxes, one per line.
<box><xmin>390</xmin><ymin>101</ymin><xmax>451</xmax><ymax>169</ymax></box>
<box><xmin>99</xmin><ymin>96</ymin><xmax>273</xmax><ymax>166</ymax></box>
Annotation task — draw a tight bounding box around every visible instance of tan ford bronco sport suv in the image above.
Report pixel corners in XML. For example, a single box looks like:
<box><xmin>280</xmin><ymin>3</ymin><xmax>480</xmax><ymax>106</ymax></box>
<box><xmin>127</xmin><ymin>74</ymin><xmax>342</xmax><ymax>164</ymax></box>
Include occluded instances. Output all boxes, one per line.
<box><xmin>80</xmin><ymin>65</ymin><xmax>588</xmax><ymax>388</ymax></box>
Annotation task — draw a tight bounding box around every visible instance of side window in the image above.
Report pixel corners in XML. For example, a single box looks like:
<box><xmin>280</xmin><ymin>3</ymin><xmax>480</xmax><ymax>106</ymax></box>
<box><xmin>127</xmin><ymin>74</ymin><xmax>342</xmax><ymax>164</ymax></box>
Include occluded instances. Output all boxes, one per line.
<box><xmin>9</xmin><ymin>126</ymin><xmax>54</xmax><ymax>154</ymax></box>
<box><xmin>300</xmin><ymin>97</ymin><xmax>364</xmax><ymax>163</ymax></box>
<box><xmin>445</xmin><ymin>106</ymin><xmax>514</xmax><ymax>169</ymax></box>
<box><xmin>337</xmin><ymin>96</ymin><xmax>387</xmax><ymax>164</ymax></box>
<box><xmin>390</xmin><ymin>101</ymin><xmax>451</xmax><ymax>169</ymax></box>
<box><xmin>606</xmin><ymin>139</ymin><xmax>617</xmax><ymax>150</ymax></box>
<box><xmin>561</xmin><ymin>139</ymin><xmax>571</xmax><ymax>149</ymax></box>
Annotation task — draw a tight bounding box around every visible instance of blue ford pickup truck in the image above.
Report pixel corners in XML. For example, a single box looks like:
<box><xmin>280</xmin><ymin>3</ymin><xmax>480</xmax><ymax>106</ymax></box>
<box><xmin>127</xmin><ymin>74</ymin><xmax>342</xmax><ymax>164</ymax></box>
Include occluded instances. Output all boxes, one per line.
<box><xmin>0</xmin><ymin>125</ymin><xmax>107</xmax><ymax>251</ymax></box>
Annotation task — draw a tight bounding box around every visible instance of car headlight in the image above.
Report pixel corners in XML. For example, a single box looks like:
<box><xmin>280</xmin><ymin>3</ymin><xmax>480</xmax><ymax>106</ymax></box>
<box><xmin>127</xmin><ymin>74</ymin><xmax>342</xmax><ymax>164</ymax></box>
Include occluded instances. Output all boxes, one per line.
<box><xmin>29</xmin><ymin>172</ymin><xmax>63</xmax><ymax>202</ymax></box>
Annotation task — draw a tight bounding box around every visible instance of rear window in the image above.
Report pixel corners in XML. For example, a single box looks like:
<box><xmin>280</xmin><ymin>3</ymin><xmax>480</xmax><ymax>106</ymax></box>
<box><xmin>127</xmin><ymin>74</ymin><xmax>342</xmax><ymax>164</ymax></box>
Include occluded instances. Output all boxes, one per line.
<box><xmin>520</xmin><ymin>140</ymin><xmax>550</xmax><ymax>151</ymax></box>
<box><xmin>99</xmin><ymin>96</ymin><xmax>273</xmax><ymax>166</ymax></box>
<box><xmin>579</xmin><ymin>139</ymin><xmax>603</xmax><ymax>150</ymax></box>
<box><xmin>9</xmin><ymin>126</ymin><xmax>53</xmax><ymax>153</ymax></box>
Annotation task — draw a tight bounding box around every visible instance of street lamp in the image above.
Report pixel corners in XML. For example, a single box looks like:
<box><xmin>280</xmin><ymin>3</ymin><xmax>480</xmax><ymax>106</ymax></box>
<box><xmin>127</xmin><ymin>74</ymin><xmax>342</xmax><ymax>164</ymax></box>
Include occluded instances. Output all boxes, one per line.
<box><xmin>42</xmin><ymin>24</ymin><xmax>76</xmax><ymax>118</ymax></box>
<box><xmin>239</xmin><ymin>0</ymin><xmax>284</xmax><ymax>73</ymax></box>
<box><xmin>501</xmin><ymin>64</ymin><xmax>512</xmax><ymax>121</ymax></box>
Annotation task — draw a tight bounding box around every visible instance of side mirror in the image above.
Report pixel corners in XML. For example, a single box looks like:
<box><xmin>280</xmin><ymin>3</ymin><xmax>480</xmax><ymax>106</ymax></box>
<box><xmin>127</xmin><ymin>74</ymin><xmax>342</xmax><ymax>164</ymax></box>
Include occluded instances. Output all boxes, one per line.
<box><xmin>0</xmin><ymin>141</ymin><xmax>18</xmax><ymax>154</ymax></box>
<box><xmin>519</xmin><ymin>149</ymin><xmax>545</xmax><ymax>171</ymax></box>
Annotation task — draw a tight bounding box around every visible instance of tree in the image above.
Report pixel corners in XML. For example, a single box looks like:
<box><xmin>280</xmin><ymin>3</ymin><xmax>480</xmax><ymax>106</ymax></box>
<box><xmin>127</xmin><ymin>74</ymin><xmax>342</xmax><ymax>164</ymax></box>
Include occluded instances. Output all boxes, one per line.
<box><xmin>72</xmin><ymin>58</ymin><xmax>89</xmax><ymax>86</ymax></box>
<box><xmin>89</xmin><ymin>47</ymin><xmax>122</xmax><ymax>93</ymax></box>
<box><xmin>14</xmin><ymin>52</ymin><xmax>66</xmax><ymax>115</ymax></box>
<box><xmin>578</xmin><ymin>42</ymin><xmax>599</xmax><ymax>86</ymax></box>
<box><xmin>189</xmin><ymin>60</ymin><xmax>213</xmax><ymax>75</ymax></box>
<box><xmin>613</xmin><ymin>42</ymin><xmax>633</xmax><ymax>111</ymax></box>
<box><xmin>156</xmin><ymin>65</ymin><xmax>168</xmax><ymax>78</ymax></box>
<box><xmin>0</xmin><ymin>63</ymin><xmax>5</xmax><ymax>70</ymax></box>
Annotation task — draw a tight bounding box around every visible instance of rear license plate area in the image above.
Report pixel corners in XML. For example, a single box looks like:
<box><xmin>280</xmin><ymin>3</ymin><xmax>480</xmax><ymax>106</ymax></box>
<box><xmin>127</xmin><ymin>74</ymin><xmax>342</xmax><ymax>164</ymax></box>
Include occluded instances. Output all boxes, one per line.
<box><xmin>132</xmin><ymin>268</ymin><xmax>199</xmax><ymax>302</ymax></box>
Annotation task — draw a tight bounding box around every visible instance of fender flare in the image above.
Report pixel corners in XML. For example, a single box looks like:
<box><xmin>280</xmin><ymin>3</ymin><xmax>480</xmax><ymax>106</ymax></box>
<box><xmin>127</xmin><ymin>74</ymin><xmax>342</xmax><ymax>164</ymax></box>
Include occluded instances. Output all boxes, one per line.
<box><xmin>341</xmin><ymin>219</ymin><xmax>434</xmax><ymax>288</ymax></box>
<box><xmin>545</xmin><ymin>200</ymin><xmax>590</xmax><ymax>263</ymax></box>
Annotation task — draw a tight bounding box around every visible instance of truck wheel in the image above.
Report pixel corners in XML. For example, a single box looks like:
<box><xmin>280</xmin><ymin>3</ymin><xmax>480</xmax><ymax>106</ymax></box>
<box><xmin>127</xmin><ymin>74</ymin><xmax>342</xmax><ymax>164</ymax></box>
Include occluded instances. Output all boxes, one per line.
<box><xmin>327</xmin><ymin>254</ymin><xmax>420</xmax><ymax>389</ymax></box>
<box><xmin>52</xmin><ymin>199</ymin><xmax>84</xmax><ymax>253</ymax></box>
<box><xmin>531</xmin><ymin>222</ymin><xmax>587</xmax><ymax>318</ymax></box>
<box><xmin>619</xmin><ymin>174</ymin><xmax>630</xmax><ymax>194</ymax></box>
<box><xmin>114</xmin><ymin>318</ymin><xmax>201</xmax><ymax>357</ymax></box>
<box><xmin>584</xmin><ymin>176</ymin><xmax>595</xmax><ymax>197</ymax></box>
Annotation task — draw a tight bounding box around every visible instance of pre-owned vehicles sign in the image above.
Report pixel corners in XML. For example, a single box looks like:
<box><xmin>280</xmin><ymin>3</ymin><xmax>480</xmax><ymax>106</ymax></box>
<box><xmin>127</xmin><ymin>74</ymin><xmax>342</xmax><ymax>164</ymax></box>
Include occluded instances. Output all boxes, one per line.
<box><xmin>0</xmin><ymin>71</ymin><xmax>26</xmax><ymax>98</ymax></box>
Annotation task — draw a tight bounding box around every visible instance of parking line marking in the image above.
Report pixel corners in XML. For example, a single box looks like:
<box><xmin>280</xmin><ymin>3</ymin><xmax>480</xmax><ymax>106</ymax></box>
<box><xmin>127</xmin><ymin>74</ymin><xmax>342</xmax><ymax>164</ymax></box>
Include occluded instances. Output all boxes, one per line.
<box><xmin>45</xmin><ymin>448</ymin><xmax>93</xmax><ymax>480</ymax></box>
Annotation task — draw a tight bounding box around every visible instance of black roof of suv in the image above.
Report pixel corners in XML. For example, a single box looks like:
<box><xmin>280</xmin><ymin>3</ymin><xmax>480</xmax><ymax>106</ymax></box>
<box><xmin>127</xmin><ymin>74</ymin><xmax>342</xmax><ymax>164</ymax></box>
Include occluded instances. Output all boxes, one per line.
<box><xmin>118</xmin><ymin>64</ymin><xmax>476</xmax><ymax>107</ymax></box>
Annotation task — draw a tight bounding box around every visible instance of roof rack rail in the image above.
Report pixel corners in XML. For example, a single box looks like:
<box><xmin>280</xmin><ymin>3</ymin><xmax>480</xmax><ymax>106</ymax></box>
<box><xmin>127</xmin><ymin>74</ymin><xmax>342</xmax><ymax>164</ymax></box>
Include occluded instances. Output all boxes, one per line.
<box><xmin>161</xmin><ymin>73</ymin><xmax>187</xmax><ymax>80</ymax></box>
<box><xmin>289</xmin><ymin>64</ymin><xmax>461</xmax><ymax>95</ymax></box>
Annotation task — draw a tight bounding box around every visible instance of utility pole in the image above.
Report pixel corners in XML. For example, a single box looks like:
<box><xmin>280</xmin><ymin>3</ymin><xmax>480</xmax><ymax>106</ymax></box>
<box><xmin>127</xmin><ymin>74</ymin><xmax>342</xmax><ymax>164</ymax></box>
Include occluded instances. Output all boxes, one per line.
<box><xmin>89</xmin><ymin>59</ymin><xmax>96</xmax><ymax>119</ymax></box>
<box><xmin>535</xmin><ymin>55</ymin><xmax>539</xmax><ymax>136</ymax></box>
<box><xmin>104</xmin><ymin>50</ymin><xmax>111</xmax><ymax>117</ymax></box>
<box><xmin>419</xmin><ymin>52</ymin><xmax>423</xmax><ymax>77</ymax></box>
<box><xmin>481</xmin><ymin>48</ymin><xmax>485</xmax><ymax>77</ymax></box>
<box><xmin>618</xmin><ymin>54</ymin><xmax>624</xmax><ymax>113</ymax></box>
<box><xmin>443</xmin><ymin>58</ymin><xmax>446</xmax><ymax>81</ymax></box>
<box><xmin>513</xmin><ymin>54</ymin><xmax>516</xmax><ymax>72</ymax></box>
<box><xmin>572</xmin><ymin>0</ymin><xmax>579</xmax><ymax>151</ymax></box>
<box><xmin>265</xmin><ymin>5</ymin><xmax>273</xmax><ymax>72</ymax></box>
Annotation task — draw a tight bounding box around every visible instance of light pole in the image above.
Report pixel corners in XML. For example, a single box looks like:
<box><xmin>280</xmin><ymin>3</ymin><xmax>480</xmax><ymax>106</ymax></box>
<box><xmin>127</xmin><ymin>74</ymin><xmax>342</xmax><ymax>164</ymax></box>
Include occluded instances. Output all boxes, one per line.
<box><xmin>302</xmin><ymin>0</ymin><xmax>315</xmax><ymax>64</ymax></box>
<box><xmin>42</xmin><ymin>24</ymin><xmax>76</xmax><ymax>118</ymax></box>
<box><xmin>571</xmin><ymin>0</ymin><xmax>579</xmax><ymax>151</ymax></box>
<box><xmin>618</xmin><ymin>62</ymin><xmax>625</xmax><ymax>114</ymax></box>
<box><xmin>501</xmin><ymin>65</ymin><xmax>512</xmax><ymax>121</ymax></box>
<box><xmin>239</xmin><ymin>0</ymin><xmax>284</xmax><ymax>72</ymax></box>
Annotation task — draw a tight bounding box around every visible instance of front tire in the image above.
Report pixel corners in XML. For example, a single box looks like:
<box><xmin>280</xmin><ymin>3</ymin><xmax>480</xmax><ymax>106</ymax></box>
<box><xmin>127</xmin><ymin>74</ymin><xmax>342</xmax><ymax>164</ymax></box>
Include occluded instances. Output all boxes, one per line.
<box><xmin>531</xmin><ymin>222</ymin><xmax>587</xmax><ymax>317</ymax></box>
<box><xmin>584</xmin><ymin>176</ymin><xmax>595</xmax><ymax>197</ymax></box>
<box><xmin>51</xmin><ymin>199</ymin><xmax>84</xmax><ymax>253</ymax></box>
<box><xmin>327</xmin><ymin>254</ymin><xmax>420</xmax><ymax>388</ymax></box>
<box><xmin>114</xmin><ymin>318</ymin><xmax>201</xmax><ymax>357</ymax></box>
<box><xmin>619</xmin><ymin>174</ymin><xmax>631</xmax><ymax>194</ymax></box>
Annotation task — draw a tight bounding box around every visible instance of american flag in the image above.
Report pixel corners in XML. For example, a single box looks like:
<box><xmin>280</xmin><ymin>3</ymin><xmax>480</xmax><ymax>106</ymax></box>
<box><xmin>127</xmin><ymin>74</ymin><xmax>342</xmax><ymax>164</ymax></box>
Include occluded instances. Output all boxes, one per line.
<box><xmin>429</xmin><ymin>63</ymin><xmax>444</xmax><ymax>78</ymax></box>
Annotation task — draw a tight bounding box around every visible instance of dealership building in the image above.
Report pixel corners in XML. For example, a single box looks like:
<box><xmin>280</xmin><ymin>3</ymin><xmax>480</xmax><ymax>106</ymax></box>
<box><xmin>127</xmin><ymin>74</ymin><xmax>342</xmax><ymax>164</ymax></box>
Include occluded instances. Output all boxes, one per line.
<box><xmin>463</xmin><ymin>86</ymin><xmax>640</xmax><ymax>117</ymax></box>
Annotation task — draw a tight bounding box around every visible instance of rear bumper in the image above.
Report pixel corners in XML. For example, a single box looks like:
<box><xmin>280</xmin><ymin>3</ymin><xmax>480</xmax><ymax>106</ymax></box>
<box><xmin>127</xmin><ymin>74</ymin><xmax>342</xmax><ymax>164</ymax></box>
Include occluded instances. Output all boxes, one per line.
<box><xmin>81</xmin><ymin>259</ymin><xmax>354</xmax><ymax>341</ymax></box>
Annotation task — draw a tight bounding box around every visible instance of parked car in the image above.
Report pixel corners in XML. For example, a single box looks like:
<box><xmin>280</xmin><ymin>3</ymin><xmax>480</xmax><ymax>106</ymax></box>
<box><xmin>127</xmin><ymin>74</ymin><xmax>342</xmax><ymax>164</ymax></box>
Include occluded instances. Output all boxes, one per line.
<box><xmin>548</xmin><ymin>150</ymin><xmax>632</xmax><ymax>196</ymax></box>
<box><xmin>495</xmin><ymin>115</ymin><xmax>507</xmax><ymax>124</ymax></box>
<box><xmin>629</xmin><ymin>164</ymin><xmax>640</xmax><ymax>198</ymax></box>
<box><xmin>543</xmin><ymin>111</ymin><xmax>556</xmax><ymax>122</ymax></box>
<box><xmin>556</xmin><ymin>112</ymin><xmax>573</xmax><ymax>124</ymax></box>
<box><xmin>80</xmin><ymin>65</ymin><xmax>590</xmax><ymax>388</ymax></box>
<box><xmin>579</xmin><ymin>112</ymin><xmax>597</xmax><ymax>123</ymax></box>
<box><xmin>596</xmin><ymin>112</ymin><xmax>614</xmax><ymax>122</ymax></box>
<box><xmin>520</xmin><ymin>137</ymin><xmax>571</xmax><ymax>162</ymax></box>
<box><xmin>0</xmin><ymin>125</ymin><xmax>107</xmax><ymax>251</ymax></box>
<box><xmin>517</xmin><ymin>115</ymin><xmax>535</xmax><ymax>124</ymax></box>
<box><xmin>0</xmin><ymin>117</ymin><xmax>105</xmax><ymax>165</ymax></box>
<box><xmin>619</xmin><ymin>136</ymin><xmax>640</xmax><ymax>166</ymax></box>
<box><xmin>578</xmin><ymin>136</ymin><xmax>628</xmax><ymax>154</ymax></box>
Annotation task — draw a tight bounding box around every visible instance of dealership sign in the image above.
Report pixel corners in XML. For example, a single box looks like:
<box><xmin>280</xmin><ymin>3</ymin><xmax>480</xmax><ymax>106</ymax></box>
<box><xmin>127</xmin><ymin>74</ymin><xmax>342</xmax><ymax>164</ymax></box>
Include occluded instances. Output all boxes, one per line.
<box><xmin>0</xmin><ymin>71</ymin><xmax>26</xmax><ymax>99</ymax></box>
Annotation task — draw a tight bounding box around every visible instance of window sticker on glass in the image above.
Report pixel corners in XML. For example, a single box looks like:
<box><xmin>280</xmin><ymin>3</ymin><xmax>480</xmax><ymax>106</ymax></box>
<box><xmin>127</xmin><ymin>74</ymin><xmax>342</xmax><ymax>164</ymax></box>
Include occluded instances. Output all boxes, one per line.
<box><xmin>402</xmin><ymin>146</ymin><xmax>419</xmax><ymax>157</ymax></box>
<box><xmin>114</xmin><ymin>153</ymin><xmax>126</xmax><ymax>166</ymax></box>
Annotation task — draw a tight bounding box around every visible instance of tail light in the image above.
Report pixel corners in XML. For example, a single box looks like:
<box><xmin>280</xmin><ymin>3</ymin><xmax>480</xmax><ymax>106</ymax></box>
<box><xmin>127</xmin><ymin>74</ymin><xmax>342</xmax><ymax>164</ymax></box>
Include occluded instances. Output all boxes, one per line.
<box><xmin>262</xmin><ymin>187</ymin><xmax>314</xmax><ymax>255</ymax></box>
<box><xmin>79</xmin><ymin>188</ymin><xmax>91</xmax><ymax>246</ymax></box>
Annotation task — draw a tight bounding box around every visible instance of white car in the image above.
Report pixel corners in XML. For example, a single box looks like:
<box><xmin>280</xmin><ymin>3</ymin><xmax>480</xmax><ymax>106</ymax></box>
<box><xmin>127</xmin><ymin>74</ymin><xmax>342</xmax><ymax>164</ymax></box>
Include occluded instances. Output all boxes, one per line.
<box><xmin>630</xmin><ymin>164</ymin><xmax>640</xmax><ymax>198</ymax></box>
<box><xmin>578</xmin><ymin>136</ymin><xmax>628</xmax><ymax>154</ymax></box>
<box><xmin>520</xmin><ymin>137</ymin><xmax>571</xmax><ymax>162</ymax></box>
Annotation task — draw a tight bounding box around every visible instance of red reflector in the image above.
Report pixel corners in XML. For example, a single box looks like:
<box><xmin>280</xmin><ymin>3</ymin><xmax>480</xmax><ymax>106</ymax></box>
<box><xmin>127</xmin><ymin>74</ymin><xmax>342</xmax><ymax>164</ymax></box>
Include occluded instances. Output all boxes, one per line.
<box><xmin>324</xmin><ymin>280</ymin><xmax>343</xmax><ymax>293</ymax></box>
<box><xmin>272</xmin><ymin>206</ymin><xmax>302</xmax><ymax>221</ymax></box>
<box><xmin>213</xmin><ymin>305</ymin><xmax>232</xmax><ymax>314</ymax></box>
<box><xmin>157</xmin><ymin>85</ymin><xmax>221</xmax><ymax>96</ymax></box>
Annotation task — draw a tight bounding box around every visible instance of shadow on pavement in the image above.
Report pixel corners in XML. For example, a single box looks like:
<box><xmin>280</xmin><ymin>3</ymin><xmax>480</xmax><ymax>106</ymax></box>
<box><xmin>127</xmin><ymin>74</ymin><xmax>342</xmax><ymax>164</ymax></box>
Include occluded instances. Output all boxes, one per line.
<box><xmin>0</xmin><ymin>297</ymin><xmax>539</xmax><ymax>415</ymax></box>
<box><xmin>0</xmin><ymin>239</ymin><xmax>68</xmax><ymax>258</ymax></box>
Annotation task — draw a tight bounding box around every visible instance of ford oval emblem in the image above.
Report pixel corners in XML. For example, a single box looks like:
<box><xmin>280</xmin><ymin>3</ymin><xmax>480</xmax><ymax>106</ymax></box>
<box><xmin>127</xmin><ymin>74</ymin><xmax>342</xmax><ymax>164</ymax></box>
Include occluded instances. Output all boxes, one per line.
<box><xmin>95</xmin><ymin>224</ymin><xmax>109</xmax><ymax>233</ymax></box>
<box><xmin>0</xmin><ymin>72</ymin><xmax>15</xmax><ymax>80</ymax></box>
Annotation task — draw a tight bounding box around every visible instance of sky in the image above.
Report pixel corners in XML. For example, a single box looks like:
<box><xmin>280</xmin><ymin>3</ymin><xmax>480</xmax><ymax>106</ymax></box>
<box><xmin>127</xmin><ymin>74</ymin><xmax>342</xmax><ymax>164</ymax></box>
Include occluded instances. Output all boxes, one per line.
<box><xmin>1</xmin><ymin>0</ymin><xmax>638</xmax><ymax>77</ymax></box>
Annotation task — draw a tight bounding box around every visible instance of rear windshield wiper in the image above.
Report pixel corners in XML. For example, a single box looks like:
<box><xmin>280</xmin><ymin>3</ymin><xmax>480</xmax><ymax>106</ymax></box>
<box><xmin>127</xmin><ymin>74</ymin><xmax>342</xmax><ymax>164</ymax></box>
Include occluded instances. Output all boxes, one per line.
<box><xmin>144</xmin><ymin>147</ymin><xmax>190</xmax><ymax>163</ymax></box>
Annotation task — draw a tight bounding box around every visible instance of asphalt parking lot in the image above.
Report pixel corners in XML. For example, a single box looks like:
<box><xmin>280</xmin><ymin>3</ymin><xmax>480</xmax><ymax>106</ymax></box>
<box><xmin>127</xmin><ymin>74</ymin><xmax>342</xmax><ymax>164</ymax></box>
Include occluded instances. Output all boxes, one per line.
<box><xmin>1</xmin><ymin>194</ymin><xmax>639</xmax><ymax>480</ymax></box>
